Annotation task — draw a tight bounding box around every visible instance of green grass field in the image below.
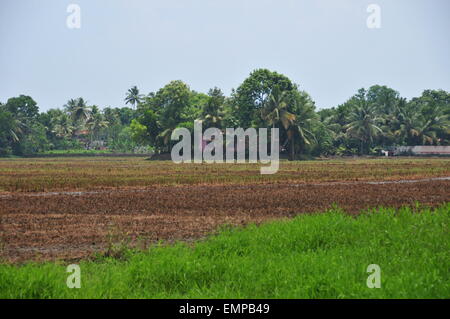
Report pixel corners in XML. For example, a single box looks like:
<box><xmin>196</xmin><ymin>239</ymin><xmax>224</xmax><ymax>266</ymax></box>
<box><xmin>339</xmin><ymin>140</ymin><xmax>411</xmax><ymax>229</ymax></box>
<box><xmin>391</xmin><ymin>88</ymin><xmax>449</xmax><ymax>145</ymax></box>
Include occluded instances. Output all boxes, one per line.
<box><xmin>1</xmin><ymin>203</ymin><xmax>448</xmax><ymax>299</ymax></box>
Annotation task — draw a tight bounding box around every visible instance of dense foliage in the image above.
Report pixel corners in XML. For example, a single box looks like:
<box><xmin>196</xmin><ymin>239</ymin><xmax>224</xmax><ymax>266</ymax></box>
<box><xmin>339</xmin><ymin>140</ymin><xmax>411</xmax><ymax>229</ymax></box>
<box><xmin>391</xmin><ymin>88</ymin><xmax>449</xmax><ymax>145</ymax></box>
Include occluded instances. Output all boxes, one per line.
<box><xmin>1</xmin><ymin>69</ymin><xmax>449</xmax><ymax>157</ymax></box>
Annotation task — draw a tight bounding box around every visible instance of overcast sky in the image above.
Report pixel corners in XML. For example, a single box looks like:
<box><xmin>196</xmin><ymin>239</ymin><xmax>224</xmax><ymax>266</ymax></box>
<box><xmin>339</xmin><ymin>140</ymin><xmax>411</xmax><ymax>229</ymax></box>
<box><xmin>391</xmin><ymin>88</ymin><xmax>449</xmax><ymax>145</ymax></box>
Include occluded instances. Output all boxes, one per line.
<box><xmin>1</xmin><ymin>0</ymin><xmax>449</xmax><ymax>111</ymax></box>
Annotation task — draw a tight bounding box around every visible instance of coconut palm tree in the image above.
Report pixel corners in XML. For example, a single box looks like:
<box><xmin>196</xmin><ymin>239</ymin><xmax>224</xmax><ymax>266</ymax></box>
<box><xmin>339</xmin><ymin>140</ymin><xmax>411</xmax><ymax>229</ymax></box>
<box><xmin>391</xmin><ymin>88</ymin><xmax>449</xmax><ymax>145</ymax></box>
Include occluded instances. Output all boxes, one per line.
<box><xmin>421</xmin><ymin>109</ymin><xmax>449</xmax><ymax>144</ymax></box>
<box><xmin>85</xmin><ymin>112</ymin><xmax>109</xmax><ymax>142</ymax></box>
<box><xmin>157</xmin><ymin>126</ymin><xmax>178</xmax><ymax>153</ymax></box>
<box><xmin>52</xmin><ymin>114</ymin><xmax>75</xmax><ymax>138</ymax></box>
<box><xmin>261</xmin><ymin>87</ymin><xmax>296</xmax><ymax>160</ymax></box>
<box><xmin>408</xmin><ymin>112</ymin><xmax>447</xmax><ymax>145</ymax></box>
<box><xmin>262</xmin><ymin>87</ymin><xmax>317</xmax><ymax>160</ymax></box>
<box><xmin>392</xmin><ymin>100</ymin><xmax>421</xmax><ymax>145</ymax></box>
<box><xmin>7</xmin><ymin>117</ymin><xmax>27</xmax><ymax>142</ymax></box>
<box><xmin>344</xmin><ymin>102</ymin><xmax>383</xmax><ymax>154</ymax></box>
<box><xmin>125</xmin><ymin>86</ymin><xmax>142</xmax><ymax>110</ymax></box>
<box><xmin>393</xmin><ymin>99</ymin><xmax>447</xmax><ymax>145</ymax></box>
<box><xmin>0</xmin><ymin>105</ymin><xmax>30</xmax><ymax>144</ymax></box>
<box><xmin>288</xmin><ymin>99</ymin><xmax>317</xmax><ymax>160</ymax></box>
<box><xmin>64</xmin><ymin>98</ymin><xmax>91</xmax><ymax>124</ymax></box>
<box><xmin>261</xmin><ymin>87</ymin><xmax>296</xmax><ymax>129</ymax></box>
<box><xmin>201</xmin><ymin>87</ymin><xmax>225</xmax><ymax>129</ymax></box>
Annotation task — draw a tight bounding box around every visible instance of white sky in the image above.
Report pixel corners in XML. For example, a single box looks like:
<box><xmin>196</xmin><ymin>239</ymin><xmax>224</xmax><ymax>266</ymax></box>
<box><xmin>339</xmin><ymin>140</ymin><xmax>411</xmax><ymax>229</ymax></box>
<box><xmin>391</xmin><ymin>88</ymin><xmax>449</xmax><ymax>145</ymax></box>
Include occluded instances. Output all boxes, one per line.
<box><xmin>1</xmin><ymin>0</ymin><xmax>449</xmax><ymax>111</ymax></box>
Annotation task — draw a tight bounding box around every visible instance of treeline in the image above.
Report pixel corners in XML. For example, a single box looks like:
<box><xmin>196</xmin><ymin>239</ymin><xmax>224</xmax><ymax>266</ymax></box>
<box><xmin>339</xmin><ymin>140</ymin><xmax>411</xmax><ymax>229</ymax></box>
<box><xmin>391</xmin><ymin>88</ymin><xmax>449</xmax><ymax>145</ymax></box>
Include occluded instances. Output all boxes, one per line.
<box><xmin>1</xmin><ymin>69</ymin><xmax>449</xmax><ymax>158</ymax></box>
<box><xmin>0</xmin><ymin>95</ymin><xmax>143</xmax><ymax>155</ymax></box>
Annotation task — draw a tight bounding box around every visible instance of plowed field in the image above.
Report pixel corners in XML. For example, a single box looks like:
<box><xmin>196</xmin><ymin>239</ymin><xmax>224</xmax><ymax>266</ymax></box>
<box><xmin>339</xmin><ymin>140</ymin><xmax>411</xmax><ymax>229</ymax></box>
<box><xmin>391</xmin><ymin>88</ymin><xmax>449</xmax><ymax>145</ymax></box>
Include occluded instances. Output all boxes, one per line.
<box><xmin>0</xmin><ymin>157</ymin><xmax>449</xmax><ymax>262</ymax></box>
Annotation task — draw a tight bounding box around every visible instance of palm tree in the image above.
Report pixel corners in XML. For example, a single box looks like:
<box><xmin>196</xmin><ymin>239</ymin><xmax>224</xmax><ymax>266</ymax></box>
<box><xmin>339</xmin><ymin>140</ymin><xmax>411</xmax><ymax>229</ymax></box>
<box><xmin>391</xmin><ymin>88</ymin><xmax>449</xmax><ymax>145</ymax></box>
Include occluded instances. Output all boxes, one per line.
<box><xmin>0</xmin><ymin>105</ymin><xmax>29</xmax><ymax>144</ymax></box>
<box><xmin>344</xmin><ymin>103</ymin><xmax>383</xmax><ymax>154</ymax></box>
<box><xmin>262</xmin><ymin>88</ymin><xmax>316</xmax><ymax>160</ymax></box>
<box><xmin>393</xmin><ymin>100</ymin><xmax>422</xmax><ymax>145</ymax></box>
<box><xmin>52</xmin><ymin>114</ymin><xmax>75</xmax><ymax>138</ymax></box>
<box><xmin>392</xmin><ymin>100</ymin><xmax>449</xmax><ymax>145</ymax></box>
<box><xmin>7</xmin><ymin>118</ymin><xmax>27</xmax><ymax>142</ymax></box>
<box><xmin>201</xmin><ymin>87</ymin><xmax>225</xmax><ymax>129</ymax></box>
<box><xmin>413</xmin><ymin>113</ymin><xmax>447</xmax><ymax>145</ymax></box>
<box><xmin>157</xmin><ymin>126</ymin><xmax>177</xmax><ymax>153</ymax></box>
<box><xmin>125</xmin><ymin>86</ymin><xmax>142</xmax><ymax>110</ymax></box>
<box><xmin>288</xmin><ymin>99</ymin><xmax>317</xmax><ymax>160</ymax></box>
<box><xmin>421</xmin><ymin>110</ymin><xmax>449</xmax><ymax>144</ymax></box>
<box><xmin>261</xmin><ymin>88</ymin><xmax>296</xmax><ymax>160</ymax></box>
<box><xmin>261</xmin><ymin>87</ymin><xmax>296</xmax><ymax>129</ymax></box>
<box><xmin>64</xmin><ymin>98</ymin><xmax>91</xmax><ymax>124</ymax></box>
<box><xmin>85</xmin><ymin>113</ymin><xmax>109</xmax><ymax>142</ymax></box>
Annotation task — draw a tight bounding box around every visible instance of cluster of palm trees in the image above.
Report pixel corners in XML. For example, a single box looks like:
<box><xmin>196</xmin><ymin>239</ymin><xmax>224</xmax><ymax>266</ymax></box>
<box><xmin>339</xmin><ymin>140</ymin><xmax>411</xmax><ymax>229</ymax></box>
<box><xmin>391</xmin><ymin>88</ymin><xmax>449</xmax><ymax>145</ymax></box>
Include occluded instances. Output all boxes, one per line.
<box><xmin>52</xmin><ymin>98</ymin><xmax>109</xmax><ymax>143</ymax></box>
<box><xmin>2</xmin><ymin>78</ymin><xmax>447</xmax><ymax>157</ymax></box>
<box><xmin>260</xmin><ymin>87</ymin><xmax>316</xmax><ymax>160</ymax></box>
<box><xmin>320</xmin><ymin>88</ymin><xmax>449</xmax><ymax>155</ymax></box>
<box><xmin>191</xmin><ymin>86</ymin><xmax>319</xmax><ymax>160</ymax></box>
<box><xmin>343</xmin><ymin>97</ymin><xmax>383</xmax><ymax>154</ymax></box>
<box><xmin>50</xmin><ymin>85</ymin><xmax>142</xmax><ymax>144</ymax></box>
<box><xmin>53</xmin><ymin>86</ymin><xmax>143</xmax><ymax>142</ymax></box>
<box><xmin>393</xmin><ymin>99</ymin><xmax>448</xmax><ymax>145</ymax></box>
<box><xmin>133</xmin><ymin>80</ymin><xmax>448</xmax><ymax>158</ymax></box>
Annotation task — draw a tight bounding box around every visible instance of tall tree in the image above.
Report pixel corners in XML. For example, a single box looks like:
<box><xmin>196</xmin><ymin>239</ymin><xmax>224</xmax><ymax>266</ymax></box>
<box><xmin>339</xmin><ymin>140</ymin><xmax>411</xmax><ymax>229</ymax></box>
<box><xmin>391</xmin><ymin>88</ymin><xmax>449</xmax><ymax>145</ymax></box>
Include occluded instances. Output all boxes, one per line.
<box><xmin>233</xmin><ymin>69</ymin><xmax>295</xmax><ymax>128</ymax></box>
<box><xmin>366</xmin><ymin>85</ymin><xmax>400</xmax><ymax>115</ymax></box>
<box><xmin>261</xmin><ymin>87</ymin><xmax>297</xmax><ymax>159</ymax></box>
<box><xmin>289</xmin><ymin>90</ymin><xmax>317</xmax><ymax>158</ymax></box>
<box><xmin>3</xmin><ymin>95</ymin><xmax>39</xmax><ymax>120</ymax></box>
<box><xmin>261</xmin><ymin>86</ymin><xmax>295</xmax><ymax>129</ymax></box>
<box><xmin>64</xmin><ymin>98</ymin><xmax>91</xmax><ymax>125</ymax></box>
<box><xmin>393</xmin><ymin>90</ymin><xmax>449</xmax><ymax>145</ymax></box>
<box><xmin>85</xmin><ymin>107</ymin><xmax>109</xmax><ymax>142</ymax></box>
<box><xmin>52</xmin><ymin>113</ymin><xmax>75</xmax><ymax>138</ymax></box>
<box><xmin>344</xmin><ymin>89</ymin><xmax>383</xmax><ymax>154</ymax></box>
<box><xmin>125</xmin><ymin>86</ymin><xmax>143</xmax><ymax>110</ymax></box>
<box><xmin>201</xmin><ymin>87</ymin><xmax>225</xmax><ymax>129</ymax></box>
<box><xmin>0</xmin><ymin>108</ymin><xmax>25</xmax><ymax>143</ymax></box>
<box><xmin>261</xmin><ymin>87</ymin><xmax>317</xmax><ymax>160</ymax></box>
<box><xmin>132</xmin><ymin>80</ymin><xmax>192</xmax><ymax>152</ymax></box>
<box><xmin>1</xmin><ymin>95</ymin><xmax>38</xmax><ymax>154</ymax></box>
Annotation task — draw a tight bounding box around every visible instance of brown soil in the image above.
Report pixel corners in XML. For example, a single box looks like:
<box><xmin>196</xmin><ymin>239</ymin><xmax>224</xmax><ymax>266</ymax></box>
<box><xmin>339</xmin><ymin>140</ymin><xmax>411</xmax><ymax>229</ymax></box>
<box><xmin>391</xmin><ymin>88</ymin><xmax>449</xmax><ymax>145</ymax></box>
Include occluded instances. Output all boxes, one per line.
<box><xmin>1</xmin><ymin>179</ymin><xmax>449</xmax><ymax>263</ymax></box>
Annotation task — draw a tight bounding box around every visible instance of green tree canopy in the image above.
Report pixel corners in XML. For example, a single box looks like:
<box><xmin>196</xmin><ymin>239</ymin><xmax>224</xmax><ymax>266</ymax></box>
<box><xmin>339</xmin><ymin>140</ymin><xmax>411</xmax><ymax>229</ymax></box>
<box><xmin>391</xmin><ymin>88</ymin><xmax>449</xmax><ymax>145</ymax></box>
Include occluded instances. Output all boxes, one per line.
<box><xmin>233</xmin><ymin>69</ymin><xmax>295</xmax><ymax>128</ymax></box>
